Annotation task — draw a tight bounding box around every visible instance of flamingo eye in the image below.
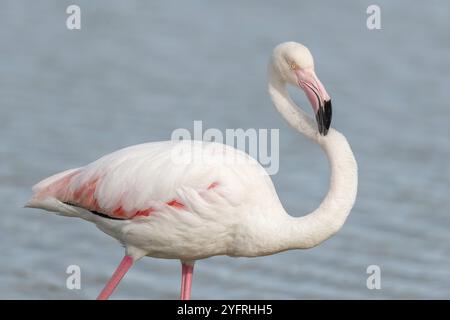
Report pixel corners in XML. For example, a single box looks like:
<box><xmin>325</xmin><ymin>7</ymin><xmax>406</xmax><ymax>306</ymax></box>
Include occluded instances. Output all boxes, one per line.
<box><xmin>289</xmin><ymin>61</ymin><xmax>298</xmax><ymax>70</ymax></box>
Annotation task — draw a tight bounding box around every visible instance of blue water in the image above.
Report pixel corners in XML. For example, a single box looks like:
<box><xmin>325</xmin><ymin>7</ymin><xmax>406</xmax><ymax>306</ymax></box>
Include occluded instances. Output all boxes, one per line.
<box><xmin>1</xmin><ymin>1</ymin><xmax>449</xmax><ymax>299</ymax></box>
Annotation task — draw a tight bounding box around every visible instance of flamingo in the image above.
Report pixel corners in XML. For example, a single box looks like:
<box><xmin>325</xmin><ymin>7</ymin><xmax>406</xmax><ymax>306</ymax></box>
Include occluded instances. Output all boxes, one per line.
<box><xmin>26</xmin><ymin>42</ymin><xmax>358</xmax><ymax>300</ymax></box>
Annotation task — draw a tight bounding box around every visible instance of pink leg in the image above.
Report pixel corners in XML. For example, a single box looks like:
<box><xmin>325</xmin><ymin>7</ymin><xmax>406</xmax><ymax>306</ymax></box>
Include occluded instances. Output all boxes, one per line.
<box><xmin>180</xmin><ymin>267</ymin><xmax>186</xmax><ymax>298</ymax></box>
<box><xmin>97</xmin><ymin>255</ymin><xmax>134</xmax><ymax>300</ymax></box>
<box><xmin>180</xmin><ymin>262</ymin><xmax>194</xmax><ymax>300</ymax></box>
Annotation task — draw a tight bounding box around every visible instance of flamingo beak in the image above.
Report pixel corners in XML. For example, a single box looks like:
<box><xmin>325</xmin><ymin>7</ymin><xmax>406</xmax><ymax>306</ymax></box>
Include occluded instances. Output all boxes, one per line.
<box><xmin>295</xmin><ymin>68</ymin><xmax>332</xmax><ymax>135</ymax></box>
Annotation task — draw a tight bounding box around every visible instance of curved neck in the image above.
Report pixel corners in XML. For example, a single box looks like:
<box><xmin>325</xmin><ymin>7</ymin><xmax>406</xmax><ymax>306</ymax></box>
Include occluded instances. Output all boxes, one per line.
<box><xmin>268</xmin><ymin>69</ymin><xmax>318</xmax><ymax>141</ymax></box>
<box><xmin>268</xmin><ymin>69</ymin><xmax>358</xmax><ymax>250</ymax></box>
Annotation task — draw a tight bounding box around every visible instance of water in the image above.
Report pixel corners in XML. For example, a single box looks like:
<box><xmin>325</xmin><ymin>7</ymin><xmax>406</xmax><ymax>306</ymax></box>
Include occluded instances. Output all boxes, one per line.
<box><xmin>1</xmin><ymin>0</ymin><xmax>449</xmax><ymax>299</ymax></box>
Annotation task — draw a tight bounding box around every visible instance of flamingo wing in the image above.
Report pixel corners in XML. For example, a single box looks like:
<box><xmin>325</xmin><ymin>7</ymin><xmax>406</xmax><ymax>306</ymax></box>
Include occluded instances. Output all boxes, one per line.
<box><xmin>28</xmin><ymin>140</ymin><xmax>277</xmax><ymax>220</ymax></box>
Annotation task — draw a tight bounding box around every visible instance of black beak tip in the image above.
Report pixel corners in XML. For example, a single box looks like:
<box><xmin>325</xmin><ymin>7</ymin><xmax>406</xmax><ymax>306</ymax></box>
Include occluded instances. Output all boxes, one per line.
<box><xmin>316</xmin><ymin>99</ymin><xmax>332</xmax><ymax>136</ymax></box>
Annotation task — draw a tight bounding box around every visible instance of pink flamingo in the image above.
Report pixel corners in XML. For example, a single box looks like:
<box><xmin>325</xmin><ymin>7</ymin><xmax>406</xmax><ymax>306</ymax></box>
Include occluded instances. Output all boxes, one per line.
<box><xmin>26</xmin><ymin>42</ymin><xmax>358</xmax><ymax>300</ymax></box>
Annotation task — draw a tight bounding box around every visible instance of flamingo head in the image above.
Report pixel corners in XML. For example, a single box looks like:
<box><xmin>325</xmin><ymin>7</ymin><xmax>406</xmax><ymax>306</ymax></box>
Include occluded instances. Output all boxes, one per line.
<box><xmin>271</xmin><ymin>42</ymin><xmax>332</xmax><ymax>135</ymax></box>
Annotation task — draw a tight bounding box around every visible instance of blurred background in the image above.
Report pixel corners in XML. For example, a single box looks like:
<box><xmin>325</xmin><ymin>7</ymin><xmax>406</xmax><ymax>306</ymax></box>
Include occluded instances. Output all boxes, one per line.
<box><xmin>1</xmin><ymin>0</ymin><xmax>449</xmax><ymax>299</ymax></box>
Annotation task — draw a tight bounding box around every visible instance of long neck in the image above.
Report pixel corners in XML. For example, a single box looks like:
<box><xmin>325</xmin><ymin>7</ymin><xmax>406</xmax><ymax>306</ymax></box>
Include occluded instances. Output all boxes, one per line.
<box><xmin>268</xmin><ymin>70</ymin><xmax>358</xmax><ymax>250</ymax></box>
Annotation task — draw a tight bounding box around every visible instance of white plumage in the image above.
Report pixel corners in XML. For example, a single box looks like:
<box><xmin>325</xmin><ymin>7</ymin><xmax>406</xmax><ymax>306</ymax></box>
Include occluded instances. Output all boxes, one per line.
<box><xmin>29</xmin><ymin>141</ymin><xmax>280</xmax><ymax>258</ymax></box>
<box><xmin>26</xmin><ymin>42</ymin><xmax>358</xmax><ymax>300</ymax></box>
